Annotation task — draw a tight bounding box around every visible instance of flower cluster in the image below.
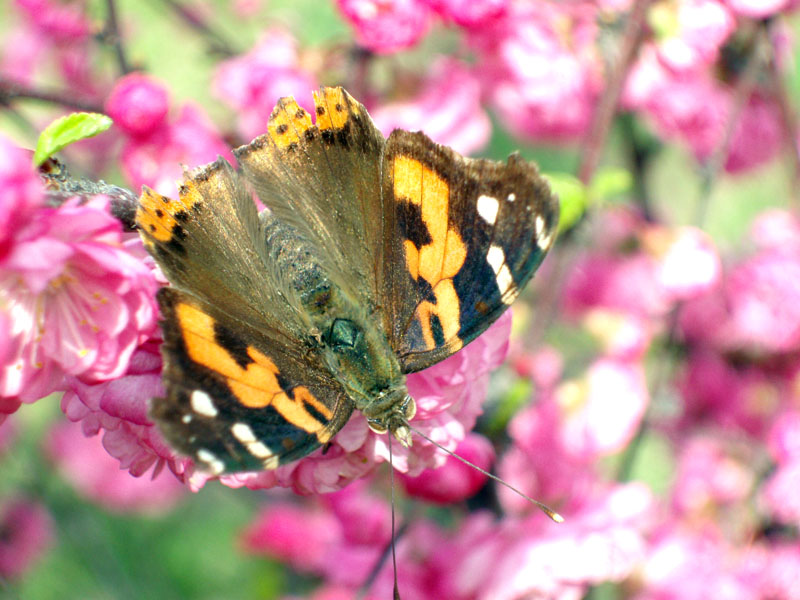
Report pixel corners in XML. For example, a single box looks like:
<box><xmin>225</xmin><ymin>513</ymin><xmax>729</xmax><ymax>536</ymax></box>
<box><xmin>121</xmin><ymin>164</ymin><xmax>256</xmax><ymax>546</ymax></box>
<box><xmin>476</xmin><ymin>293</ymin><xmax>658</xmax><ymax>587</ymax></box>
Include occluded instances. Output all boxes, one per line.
<box><xmin>2</xmin><ymin>0</ymin><xmax>800</xmax><ymax>597</ymax></box>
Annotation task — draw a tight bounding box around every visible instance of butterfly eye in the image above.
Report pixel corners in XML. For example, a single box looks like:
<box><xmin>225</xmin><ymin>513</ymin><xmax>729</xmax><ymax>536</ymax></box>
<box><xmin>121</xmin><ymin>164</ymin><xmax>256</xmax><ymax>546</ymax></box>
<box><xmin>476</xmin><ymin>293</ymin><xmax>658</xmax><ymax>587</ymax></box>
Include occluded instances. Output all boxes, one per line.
<box><xmin>367</xmin><ymin>419</ymin><xmax>387</xmax><ymax>434</ymax></box>
<box><xmin>402</xmin><ymin>396</ymin><xmax>416</xmax><ymax>421</ymax></box>
<box><xmin>326</xmin><ymin>318</ymin><xmax>360</xmax><ymax>350</ymax></box>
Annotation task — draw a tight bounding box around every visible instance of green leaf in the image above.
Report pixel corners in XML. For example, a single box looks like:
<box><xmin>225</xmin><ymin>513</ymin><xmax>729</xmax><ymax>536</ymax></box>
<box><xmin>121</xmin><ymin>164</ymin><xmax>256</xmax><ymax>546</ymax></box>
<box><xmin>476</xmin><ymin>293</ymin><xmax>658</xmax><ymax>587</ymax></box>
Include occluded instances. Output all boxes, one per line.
<box><xmin>545</xmin><ymin>172</ymin><xmax>587</xmax><ymax>233</ymax></box>
<box><xmin>33</xmin><ymin>112</ymin><xmax>113</xmax><ymax>166</ymax></box>
<box><xmin>588</xmin><ymin>167</ymin><xmax>632</xmax><ymax>203</ymax></box>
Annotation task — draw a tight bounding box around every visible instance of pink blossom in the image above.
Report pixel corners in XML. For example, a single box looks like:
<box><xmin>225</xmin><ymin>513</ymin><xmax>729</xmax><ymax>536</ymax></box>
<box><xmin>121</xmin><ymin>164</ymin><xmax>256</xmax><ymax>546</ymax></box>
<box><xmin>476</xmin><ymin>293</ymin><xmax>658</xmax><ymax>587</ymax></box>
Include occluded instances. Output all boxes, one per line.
<box><xmin>767</xmin><ymin>410</ymin><xmax>800</xmax><ymax>463</ymax></box>
<box><xmin>0</xmin><ymin>26</ymin><xmax>47</xmax><ymax>85</ymax></box>
<box><xmin>46</xmin><ymin>420</ymin><xmax>185</xmax><ymax>513</ymax></box>
<box><xmin>15</xmin><ymin>0</ymin><xmax>92</xmax><ymax>43</ymax></box>
<box><xmin>337</xmin><ymin>0</ymin><xmax>433</xmax><ymax>54</ymax></box>
<box><xmin>499</xmin><ymin>396</ymin><xmax>596</xmax><ymax>511</ymax></box>
<box><xmin>645</xmin><ymin>226</ymin><xmax>721</xmax><ymax>302</ymax></box>
<box><xmin>0</xmin><ymin>192</ymin><xmax>158</xmax><ymax>402</ymax></box>
<box><xmin>725</xmin><ymin>93</ymin><xmax>783</xmax><ymax>173</ymax></box>
<box><xmin>120</xmin><ymin>103</ymin><xmax>233</xmax><ymax>196</ymax></box>
<box><xmin>105</xmin><ymin>73</ymin><xmax>170</xmax><ymax>138</ymax></box>
<box><xmin>399</xmin><ymin>432</ymin><xmax>494</xmax><ymax>504</ymax></box>
<box><xmin>749</xmin><ymin>209</ymin><xmax>800</xmax><ymax>255</ymax></box>
<box><xmin>0</xmin><ymin>497</ymin><xmax>54</xmax><ymax>579</ymax></box>
<box><xmin>760</xmin><ymin>460</ymin><xmax>800</xmax><ymax>525</ymax></box>
<box><xmin>583</xmin><ymin>310</ymin><xmax>651</xmax><ymax>360</ymax></box>
<box><xmin>558</xmin><ymin>358</ymin><xmax>648</xmax><ymax>460</ymax></box>
<box><xmin>725</xmin><ymin>247</ymin><xmax>800</xmax><ymax>353</ymax></box>
<box><xmin>626</xmin><ymin>53</ymin><xmax>782</xmax><ymax>173</ymax></box>
<box><xmin>671</xmin><ymin>436</ymin><xmax>753</xmax><ymax>515</ymax></box>
<box><xmin>426</xmin><ymin>0</ymin><xmax>508</xmax><ymax>27</ymax></box>
<box><xmin>678</xmin><ymin>350</ymin><xmax>782</xmax><ymax>434</ymax></box>
<box><xmin>242</xmin><ymin>481</ymin><xmax>392</xmax><ymax>588</ymax></box>
<box><xmin>60</xmin><ymin>338</ymin><xmax>192</xmax><ymax>479</ymax></box>
<box><xmin>637</xmin><ymin>526</ymin><xmax>752</xmax><ymax>600</ymax></box>
<box><xmin>371</xmin><ymin>58</ymin><xmax>491</xmax><ymax>156</ymax></box>
<box><xmin>213</xmin><ymin>31</ymin><xmax>317</xmax><ymax>141</ymax></box>
<box><xmin>625</xmin><ymin>57</ymin><xmax>726</xmax><ymax>160</ymax></box>
<box><xmin>470</xmin><ymin>2</ymin><xmax>601</xmax><ymax>141</ymax></box>
<box><xmin>725</xmin><ymin>0</ymin><xmax>798</xmax><ymax>18</ymax></box>
<box><xmin>741</xmin><ymin>543</ymin><xmax>800</xmax><ymax>599</ymax></box>
<box><xmin>680</xmin><ymin>235</ymin><xmax>800</xmax><ymax>355</ymax></box>
<box><xmin>652</xmin><ymin>0</ymin><xmax>735</xmax><ymax>71</ymax></box>
<box><xmin>0</xmin><ymin>137</ymin><xmax>42</xmax><ymax>262</ymax></box>
<box><xmin>563</xmin><ymin>252</ymin><xmax>667</xmax><ymax>319</ymax></box>
<box><xmin>241</xmin><ymin>502</ymin><xmax>342</xmax><ymax>571</ymax></box>
<box><xmin>445</xmin><ymin>484</ymin><xmax>653</xmax><ymax>600</ymax></box>
<box><xmin>511</xmin><ymin>345</ymin><xmax>563</xmax><ymax>388</ymax></box>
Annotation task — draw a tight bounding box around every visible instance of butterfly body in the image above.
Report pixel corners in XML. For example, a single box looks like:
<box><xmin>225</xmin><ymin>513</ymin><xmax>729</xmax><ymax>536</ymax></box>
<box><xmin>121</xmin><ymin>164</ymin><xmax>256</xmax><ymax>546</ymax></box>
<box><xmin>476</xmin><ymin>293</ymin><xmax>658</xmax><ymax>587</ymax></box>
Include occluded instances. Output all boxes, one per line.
<box><xmin>261</xmin><ymin>209</ymin><xmax>414</xmax><ymax>440</ymax></box>
<box><xmin>136</xmin><ymin>87</ymin><xmax>558</xmax><ymax>475</ymax></box>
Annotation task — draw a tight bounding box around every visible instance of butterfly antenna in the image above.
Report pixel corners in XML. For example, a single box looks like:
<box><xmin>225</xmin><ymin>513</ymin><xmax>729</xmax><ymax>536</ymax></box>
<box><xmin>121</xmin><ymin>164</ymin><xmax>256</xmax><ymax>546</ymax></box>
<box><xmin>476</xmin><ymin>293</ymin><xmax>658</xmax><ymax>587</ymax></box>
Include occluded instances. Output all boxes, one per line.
<box><xmin>356</xmin><ymin>434</ymin><xmax>404</xmax><ymax>600</ymax></box>
<box><xmin>407</xmin><ymin>425</ymin><xmax>564</xmax><ymax>523</ymax></box>
<box><xmin>389</xmin><ymin>433</ymin><xmax>402</xmax><ymax>600</ymax></box>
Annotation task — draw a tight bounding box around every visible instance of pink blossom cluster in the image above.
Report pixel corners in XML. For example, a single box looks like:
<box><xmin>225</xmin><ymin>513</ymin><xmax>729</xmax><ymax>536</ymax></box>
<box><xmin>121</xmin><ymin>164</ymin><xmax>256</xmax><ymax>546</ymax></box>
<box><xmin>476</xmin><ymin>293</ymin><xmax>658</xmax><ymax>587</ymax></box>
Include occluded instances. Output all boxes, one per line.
<box><xmin>2</xmin><ymin>0</ymin><xmax>800</xmax><ymax>595</ymax></box>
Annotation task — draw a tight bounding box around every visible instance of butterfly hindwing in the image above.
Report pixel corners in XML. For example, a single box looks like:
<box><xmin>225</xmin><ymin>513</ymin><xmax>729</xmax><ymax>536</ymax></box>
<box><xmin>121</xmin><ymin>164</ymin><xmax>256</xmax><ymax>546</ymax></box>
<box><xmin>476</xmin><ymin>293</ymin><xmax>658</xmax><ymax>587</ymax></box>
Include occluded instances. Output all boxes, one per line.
<box><xmin>154</xmin><ymin>287</ymin><xmax>355</xmax><ymax>473</ymax></box>
<box><xmin>380</xmin><ymin>130</ymin><xmax>559</xmax><ymax>374</ymax></box>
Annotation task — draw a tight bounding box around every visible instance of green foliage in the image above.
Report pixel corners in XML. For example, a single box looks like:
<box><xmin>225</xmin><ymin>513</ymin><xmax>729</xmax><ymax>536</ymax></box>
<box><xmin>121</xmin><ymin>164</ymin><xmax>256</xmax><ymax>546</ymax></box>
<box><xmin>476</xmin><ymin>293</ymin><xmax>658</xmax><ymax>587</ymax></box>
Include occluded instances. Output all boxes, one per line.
<box><xmin>546</xmin><ymin>166</ymin><xmax>632</xmax><ymax>233</ymax></box>
<box><xmin>33</xmin><ymin>113</ymin><xmax>113</xmax><ymax>166</ymax></box>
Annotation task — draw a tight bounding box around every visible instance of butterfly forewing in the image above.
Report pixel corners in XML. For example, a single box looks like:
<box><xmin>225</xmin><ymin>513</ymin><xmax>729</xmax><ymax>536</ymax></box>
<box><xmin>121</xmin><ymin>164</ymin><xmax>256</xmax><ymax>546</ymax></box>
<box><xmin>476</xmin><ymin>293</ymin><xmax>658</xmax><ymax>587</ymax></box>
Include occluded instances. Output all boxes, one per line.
<box><xmin>379</xmin><ymin>130</ymin><xmax>559</xmax><ymax>374</ymax></box>
<box><xmin>234</xmin><ymin>88</ymin><xmax>387</xmax><ymax>311</ymax></box>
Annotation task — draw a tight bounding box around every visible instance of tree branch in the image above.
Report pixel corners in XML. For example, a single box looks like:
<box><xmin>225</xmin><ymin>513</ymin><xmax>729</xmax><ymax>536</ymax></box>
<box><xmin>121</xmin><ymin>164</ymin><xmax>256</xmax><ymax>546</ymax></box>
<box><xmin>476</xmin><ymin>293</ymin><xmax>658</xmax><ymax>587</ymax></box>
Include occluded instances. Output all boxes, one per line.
<box><xmin>101</xmin><ymin>0</ymin><xmax>132</xmax><ymax>75</ymax></box>
<box><xmin>578</xmin><ymin>0</ymin><xmax>655</xmax><ymax>185</ymax></box>
<box><xmin>696</xmin><ymin>24</ymin><xmax>767</xmax><ymax>225</ymax></box>
<box><xmin>157</xmin><ymin>0</ymin><xmax>237</xmax><ymax>57</ymax></box>
<box><xmin>0</xmin><ymin>77</ymin><xmax>104</xmax><ymax>113</ymax></box>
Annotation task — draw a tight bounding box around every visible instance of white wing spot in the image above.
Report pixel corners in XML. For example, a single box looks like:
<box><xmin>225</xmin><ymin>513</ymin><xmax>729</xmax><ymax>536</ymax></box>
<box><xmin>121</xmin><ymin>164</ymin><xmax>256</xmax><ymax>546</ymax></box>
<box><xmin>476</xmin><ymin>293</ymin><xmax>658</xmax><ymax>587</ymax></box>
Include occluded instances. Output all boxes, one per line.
<box><xmin>536</xmin><ymin>215</ymin><xmax>555</xmax><ymax>249</ymax></box>
<box><xmin>507</xmin><ymin>193</ymin><xmax>516</xmax><ymax>202</ymax></box>
<box><xmin>477</xmin><ymin>195</ymin><xmax>499</xmax><ymax>225</ymax></box>
<box><xmin>487</xmin><ymin>244</ymin><xmax>516</xmax><ymax>304</ymax></box>
<box><xmin>232</xmin><ymin>422</ymin><xmax>276</xmax><ymax>460</ymax></box>
<box><xmin>197</xmin><ymin>449</ymin><xmax>225</xmax><ymax>475</ymax></box>
<box><xmin>191</xmin><ymin>390</ymin><xmax>218</xmax><ymax>417</ymax></box>
<box><xmin>231</xmin><ymin>422</ymin><xmax>256</xmax><ymax>443</ymax></box>
<box><xmin>262</xmin><ymin>455</ymin><xmax>280</xmax><ymax>469</ymax></box>
<box><xmin>535</xmin><ymin>215</ymin><xmax>545</xmax><ymax>239</ymax></box>
<box><xmin>181</xmin><ymin>414</ymin><xmax>192</xmax><ymax>424</ymax></box>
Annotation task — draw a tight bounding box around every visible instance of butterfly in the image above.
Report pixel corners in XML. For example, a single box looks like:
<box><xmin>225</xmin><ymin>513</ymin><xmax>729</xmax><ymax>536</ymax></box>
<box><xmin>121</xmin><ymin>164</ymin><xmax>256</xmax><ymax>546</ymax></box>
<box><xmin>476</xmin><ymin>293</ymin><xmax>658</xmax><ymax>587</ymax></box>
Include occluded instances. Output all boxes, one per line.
<box><xmin>135</xmin><ymin>87</ymin><xmax>559</xmax><ymax>475</ymax></box>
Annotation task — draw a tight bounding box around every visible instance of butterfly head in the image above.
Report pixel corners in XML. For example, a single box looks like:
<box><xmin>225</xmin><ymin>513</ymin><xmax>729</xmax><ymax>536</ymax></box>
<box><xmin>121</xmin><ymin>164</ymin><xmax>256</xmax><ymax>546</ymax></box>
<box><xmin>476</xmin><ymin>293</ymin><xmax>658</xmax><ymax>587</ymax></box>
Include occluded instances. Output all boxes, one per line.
<box><xmin>364</xmin><ymin>389</ymin><xmax>416</xmax><ymax>448</ymax></box>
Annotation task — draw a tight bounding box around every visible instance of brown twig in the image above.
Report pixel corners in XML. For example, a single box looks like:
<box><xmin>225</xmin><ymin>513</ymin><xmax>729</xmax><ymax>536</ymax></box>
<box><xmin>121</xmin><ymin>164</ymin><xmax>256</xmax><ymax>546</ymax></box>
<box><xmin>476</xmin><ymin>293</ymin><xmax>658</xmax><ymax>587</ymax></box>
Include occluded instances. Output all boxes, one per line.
<box><xmin>530</xmin><ymin>0</ymin><xmax>654</xmax><ymax>344</ymax></box>
<box><xmin>577</xmin><ymin>0</ymin><xmax>656</xmax><ymax>185</ymax></box>
<box><xmin>101</xmin><ymin>0</ymin><xmax>132</xmax><ymax>75</ymax></box>
<box><xmin>0</xmin><ymin>77</ymin><xmax>104</xmax><ymax>113</ymax></box>
<box><xmin>695</xmin><ymin>24</ymin><xmax>768</xmax><ymax>225</ymax></box>
<box><xmin>157</xmin><ymin>0</ymin><xmax>237</xmax><ymax>57</ymax></box>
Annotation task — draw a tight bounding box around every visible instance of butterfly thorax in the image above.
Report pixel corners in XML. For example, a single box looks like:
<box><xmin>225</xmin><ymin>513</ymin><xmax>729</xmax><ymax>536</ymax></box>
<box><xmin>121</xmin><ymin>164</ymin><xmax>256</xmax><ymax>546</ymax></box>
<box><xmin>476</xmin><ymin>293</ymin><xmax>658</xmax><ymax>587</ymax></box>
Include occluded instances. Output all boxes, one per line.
<box><xmin>262</xmin><ymin>211</ymin><xmax>415</xmax><ymax>446</ymax></box>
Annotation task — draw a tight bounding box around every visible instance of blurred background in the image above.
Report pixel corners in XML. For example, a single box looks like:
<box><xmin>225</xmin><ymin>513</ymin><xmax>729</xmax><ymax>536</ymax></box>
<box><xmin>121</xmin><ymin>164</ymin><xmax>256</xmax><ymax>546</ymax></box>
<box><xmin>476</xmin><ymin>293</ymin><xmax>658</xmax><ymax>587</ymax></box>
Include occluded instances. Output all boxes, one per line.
<box><xmin>2</xmin><ymin>0</ymin><xmax>800</xmax><ymax>598</ymax></box>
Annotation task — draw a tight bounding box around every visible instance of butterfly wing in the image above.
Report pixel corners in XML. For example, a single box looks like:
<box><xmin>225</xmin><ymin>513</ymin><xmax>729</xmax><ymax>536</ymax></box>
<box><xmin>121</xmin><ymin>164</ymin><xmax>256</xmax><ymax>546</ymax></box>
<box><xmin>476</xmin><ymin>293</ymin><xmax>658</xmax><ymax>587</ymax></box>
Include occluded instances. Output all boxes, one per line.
<box><xmin>153</xmin><ymin>288</ymin><xmax>353</xmax><ymax>473</ymax></box>
<box><xmin>234</xmin><ymin>87</ymin><xmax>387</xmax><ymax>312</ymax></box>
<box><xmin>379</xmin><ymin>130</ymin><xmax>559</xmax><ymax>374</ymax></box>
<box><xmin>137</xmin><ymin>159</ymin><xmax>354</xmax><ymax>473</ymax></box>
